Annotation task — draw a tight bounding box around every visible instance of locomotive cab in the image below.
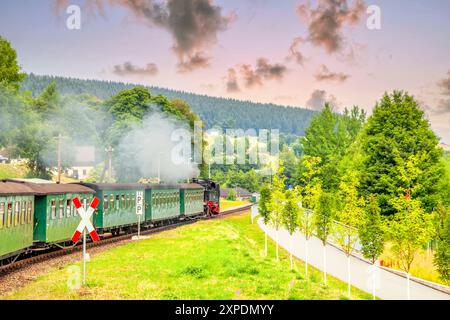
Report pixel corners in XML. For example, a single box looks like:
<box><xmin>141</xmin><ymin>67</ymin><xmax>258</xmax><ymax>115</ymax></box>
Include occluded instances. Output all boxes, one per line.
<box><xmin>192</xmin><ymin>179</ymin><xmax>220</xmax><ymax>215</ymax></box>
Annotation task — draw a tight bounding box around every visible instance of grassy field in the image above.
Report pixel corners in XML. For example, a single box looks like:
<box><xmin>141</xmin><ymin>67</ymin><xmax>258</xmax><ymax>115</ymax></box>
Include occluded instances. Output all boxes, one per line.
<box><xmin>220</xmin><ymin>199</ymin><xmax>250</xmax><ymax>210</ymax></box>
<box><xmin>380</xmin><ymin>242</ymin><xmax>444</xmax><ymax>285</ymax></box>
<box><xmin>4</xmin><ymin>212</ymin><xmax>372</xmax><ymax>300</ymax></box>
<box><xmin>0</xmin><ymin>163</ymin><xmax>28</xmax><ymax>179</ymax></box>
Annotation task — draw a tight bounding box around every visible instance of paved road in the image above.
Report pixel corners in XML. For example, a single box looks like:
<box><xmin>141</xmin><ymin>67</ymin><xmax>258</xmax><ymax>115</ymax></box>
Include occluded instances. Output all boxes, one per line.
<box><xmin>256</xmin><ymin>214</ymin><xmax>450</xmax><ymax>300</ymax></box>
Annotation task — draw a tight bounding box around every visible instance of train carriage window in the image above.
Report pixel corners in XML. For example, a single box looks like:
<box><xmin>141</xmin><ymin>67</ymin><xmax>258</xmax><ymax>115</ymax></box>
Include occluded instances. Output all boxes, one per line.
<box><xmin>121</xmin><ymin>195</ymin><xmax>126</xmax><ymax>208</ymax></box>
<box><xmin>0</xmin><ymin>202</ymin><xmax>4</xmax><ymax>229</ymax></box>
<box><xmin>21</xmin><ymin>201</ymin><xmax>26</xmax><ymax>224</ymax></box>
<box><xmin>110</xmin><ymin>194</ymin><xmax>114</xmax><ymax>210</ymax></box>
<box><xmin>131</xmin><ymin>193</ymin><xmax>135</xmax><ymax>208</ymax></box>
<box><xmin>66</xmin><ymin>199</ymin><xmax>72</xmax><ymax>217</ymax></box>
<box><xmin>103</xmin><ymin>195</ymin><xmax>109</xmax><ymax>211</ymax></box>
<box><xmin>51</xmin><ymin>199</ymin><xmax>56</xmax><ymax>219</ymax></box>
<box><xmin>14</xmin><ymin>201</ymin><xmax>20</xmax><ymax>226</ymax></box>
<box><xmin>7</xmin><ymin>202</ymin><xmax>12</xmax><ymax>227</ymax></box>
<box><xmin>27</xmin><ymin>200</ymin><xmax>32</xmax><ymax>224</ymax></box>
<box><xmin>59</xmin><ymin>199</ymin><xmax>65</xmax><ymax>219</ymax></box>
<box><xmin>116</xmin><ymin>195</ymin><xmax>120</xmax><ymax>209</ymax></box>
<box><xmin>127</xmin><ymin>194</ymin><xmax>131</xmax><ymax>208</ymax></box>
<box><xmin>83</xmin><ymin>198</ymin><xmax>88</xmax><ymax>210</ymax></box>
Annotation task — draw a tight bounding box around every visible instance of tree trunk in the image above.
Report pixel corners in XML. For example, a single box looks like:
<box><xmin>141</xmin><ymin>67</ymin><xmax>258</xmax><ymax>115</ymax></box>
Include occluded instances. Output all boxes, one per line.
<box><xmin>276</xmin><ymin>230</ymin><xmax>279</xmax><ymax>262</ymax></box>
<box><xmin>290</xmin><ymin>235</ymin><xmax>293</xmax><ymax>270</ymax></box>
<box><xmin>372</xmin><ymin>263</ymin><xmax>376</xmax><ymax>300</ymax></box>
<box><xmin>406</xmin><ymin>272</ymin><xmax>411</xmax><ymax>300</ymax></box>
<box><xmin>323</xmin><ymin>243</ymin><xmax>327</xmax><ymax>286</ymax></box>
<box><xmin>305</xmin><ymin>238</ymin><xmax>309</xmax><ymax>277</ymax></box>
<box><xmin>264</xmin><ymin>232</ymin><xmax>268</xmax><ymax>257</ymax></box>
<box><xmin>347</xmin><ymin>255</ymin><xmax>351</xmax><ymax>299</ymax></box>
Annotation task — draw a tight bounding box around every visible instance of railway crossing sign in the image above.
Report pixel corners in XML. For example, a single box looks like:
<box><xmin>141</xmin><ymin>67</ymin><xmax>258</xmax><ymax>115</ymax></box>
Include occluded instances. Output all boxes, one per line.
<box><xmin>72</xmin><ymin>196</ymin><xmax>100</xmax><ymax>286</ymax></box>
<box><xmin>72</xmin><ymin>197</ymin><xmax>100</xmax><ymax>243</ymax></box>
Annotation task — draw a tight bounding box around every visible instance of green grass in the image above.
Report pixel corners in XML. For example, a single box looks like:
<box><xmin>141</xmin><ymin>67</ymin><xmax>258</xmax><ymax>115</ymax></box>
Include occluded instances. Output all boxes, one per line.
<box><xmin>3</xmin><ymin>213</ymin><xmax>372</xmax><ymax>300</ymax></box>
<box><xmin>0</xmin><ymin>163</ymin><xmax>28</xmax><ymax>179</ymax></box>
<box><xmin>220</xmin><ymin>199</ymin><xmax>250</xmax><ymax>210</ymax></box>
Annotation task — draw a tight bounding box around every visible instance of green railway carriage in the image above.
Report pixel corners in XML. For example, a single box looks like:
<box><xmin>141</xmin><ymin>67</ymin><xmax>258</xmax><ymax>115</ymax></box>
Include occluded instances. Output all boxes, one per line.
<box><xmin>145</xmin><ymin>184</ymin><xmax>182</xmax><ymax>222</ymax></box>
<box><xmin>0</xmin><ymin>181</ymin><xmax>36</xmax><ymax>260</ymax></box>
<box><xmin>77</xmin><ymin>183</ymin><xmax>146</xmax><ymax>231</ymax></box>
<box><xmin>29</xmin><ymin>184</ymin><xmax>95</xmax><ymax>244</ymax></box>
<box><xmin>180</xmin><ymin>184</ymin><xmax>205</xmax><ymax>216</ymax></box>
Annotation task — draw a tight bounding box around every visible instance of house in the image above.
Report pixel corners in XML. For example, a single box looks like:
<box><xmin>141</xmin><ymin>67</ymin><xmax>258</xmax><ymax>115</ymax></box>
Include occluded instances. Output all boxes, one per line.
<box><xmin>220</xmin><ymin>187</ymin><xmax>253</xmax><ymax>200</ymax></box>
<box><xmin>0</xmin><ymin>155</ymin><xmax>7</xmax><ymax>164</ymax></box>
<box><xmin>65</xmin><ymin>146</ymin><xmax>96</xmax><ymax>180</ymax></box>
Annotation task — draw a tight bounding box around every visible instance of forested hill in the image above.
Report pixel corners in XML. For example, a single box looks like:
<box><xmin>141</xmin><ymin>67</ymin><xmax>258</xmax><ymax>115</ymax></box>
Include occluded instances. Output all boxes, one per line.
<box><xmin>22</xmin><ymin>74</ymin><xmax>315</xmax><ymax>135</ymax></box>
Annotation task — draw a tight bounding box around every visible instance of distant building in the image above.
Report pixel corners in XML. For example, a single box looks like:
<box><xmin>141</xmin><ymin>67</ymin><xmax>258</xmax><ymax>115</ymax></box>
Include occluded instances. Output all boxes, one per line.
<box><xmin>220</xmin><ymin>187</ymin><xmax>253</xmax><ymax>200</ymax></box>
<box><xmin>0</xmin><ymin>155</ymin><xmax>7</xmax><ymax>164</ymax></box>
<box><xmin>65</xmin><ymin>146</ymin><xmax>96</xmax><ymax>180</ymax></box>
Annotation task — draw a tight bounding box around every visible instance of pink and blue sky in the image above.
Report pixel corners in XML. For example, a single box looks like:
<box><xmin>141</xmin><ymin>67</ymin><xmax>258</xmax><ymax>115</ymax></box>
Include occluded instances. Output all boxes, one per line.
<box><xmin>0</xmin><ymin>0</ymin><xmax>449</xmax><ymax>142</ymax></box>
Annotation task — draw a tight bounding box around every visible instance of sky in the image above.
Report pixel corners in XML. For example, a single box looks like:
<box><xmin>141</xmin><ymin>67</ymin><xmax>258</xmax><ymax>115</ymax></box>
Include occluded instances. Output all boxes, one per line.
<box><xmin>0</xmin><ymin>0</ymin><xmax>449</xmax><ymax>142</ymax></box>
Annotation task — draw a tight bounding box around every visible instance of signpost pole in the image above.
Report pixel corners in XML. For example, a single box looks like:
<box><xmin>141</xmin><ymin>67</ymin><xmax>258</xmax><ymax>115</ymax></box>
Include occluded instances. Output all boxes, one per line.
<box><xmin>137</xmin><ymin>214</ymin><xmax>141</xmax><ymax>240</ymax></box>
<box><xmin>82</xmin><ymin>229</ymin><xmax>86</xmax><ymax>285</ymax></box>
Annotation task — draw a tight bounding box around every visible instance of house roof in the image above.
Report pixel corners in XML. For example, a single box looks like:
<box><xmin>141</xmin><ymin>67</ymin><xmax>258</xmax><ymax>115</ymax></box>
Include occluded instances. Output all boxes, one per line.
<box><xmin>220</xmin><ymin>187</ymin><xmax>252</xmax><ymax>198</ymax></box>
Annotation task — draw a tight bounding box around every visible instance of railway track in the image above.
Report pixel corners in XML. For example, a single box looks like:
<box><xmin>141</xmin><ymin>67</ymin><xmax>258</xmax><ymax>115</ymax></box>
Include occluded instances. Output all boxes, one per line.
<box><xmin>0</xmin><ymin>204</ymin><xmax>253</xmax><ymax>277</ymax></box>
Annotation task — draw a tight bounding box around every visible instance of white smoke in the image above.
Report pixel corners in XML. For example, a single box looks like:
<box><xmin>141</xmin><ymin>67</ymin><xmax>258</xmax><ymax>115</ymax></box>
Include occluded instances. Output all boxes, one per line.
<box><xmin>116</xmin><ymin>112</ymin><xmax>199</xmax><ymax>183</ymax></box>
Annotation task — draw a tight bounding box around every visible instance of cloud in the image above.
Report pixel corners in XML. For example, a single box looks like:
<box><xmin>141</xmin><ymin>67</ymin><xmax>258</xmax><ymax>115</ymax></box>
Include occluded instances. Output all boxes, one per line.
<box><xmin>55</xmin><ymin>0</ymin><xmax>235</xmax><ymax>72</ymax></box>
<box><xmin>239</xmin><ymin>58</ymin><xmax>288</xmax><ymax>89</ymax></box>
<box><xmin>112</xmin><ymin>61</ymin><xmax>159</xmax><ymax>76</ymax></box>
<box><xmin>225</xmin><ymin>68</ymin><xmax>240</xmax><ymax>92</ymax></box>
<box><xmin>177</xmin><ymin>52</ymin><xmax>210</xmax><ymax>73</ymax></box>
<box><xmin>314</xmin><ymin>64</ymin><xmax>350</xmax><ymax>82</ymax></box>
<box><xmin>287</xmin><ymin>36</ymin><xmax>306</xmax><ymax>65</ymax></box>
<box><xmin>438</xmin><ymin>69</ymin><xmax>450</xmax><ymax>95</ymax></box>
<box><xmin>306</xmin><ymin>89</ymin><xmax>338</xmax><ymax>110</ymax></box>
<box><xmin>297</xmin><ymin>0</ymin><xmax>366</xmax><ymax>54</ymax></box>
<box><xmin>434</xmin><ymin>99</ymin><xmax>450</xmax><ymax>114</ymax></box>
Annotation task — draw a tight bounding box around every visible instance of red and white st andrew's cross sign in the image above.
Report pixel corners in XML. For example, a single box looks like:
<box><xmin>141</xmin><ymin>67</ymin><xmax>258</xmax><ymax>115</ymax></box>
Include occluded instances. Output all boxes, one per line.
<box><xmin>72</xmin><ymin>197</ymin><xmax>100</xmax><ymax>243</ymax></box>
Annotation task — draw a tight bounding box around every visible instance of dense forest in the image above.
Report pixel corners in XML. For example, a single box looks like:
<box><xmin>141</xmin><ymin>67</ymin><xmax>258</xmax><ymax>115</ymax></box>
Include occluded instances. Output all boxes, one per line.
<box><xmin>22</xmin><ymin>74</ymin><xmax>316</xmax><ymax>135</ymax></box>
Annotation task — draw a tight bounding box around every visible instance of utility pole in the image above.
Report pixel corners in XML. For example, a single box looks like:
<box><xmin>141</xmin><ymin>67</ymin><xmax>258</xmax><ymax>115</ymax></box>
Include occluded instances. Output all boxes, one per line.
<box><xmin>106</xmin><ymin>146</ymin><xmax>114</xmax><ymax>183</ymax></box>
<box><xmin>57</xmin><ymin>134</ymin><xmax>62</xmax><ymax>183</ymax></box>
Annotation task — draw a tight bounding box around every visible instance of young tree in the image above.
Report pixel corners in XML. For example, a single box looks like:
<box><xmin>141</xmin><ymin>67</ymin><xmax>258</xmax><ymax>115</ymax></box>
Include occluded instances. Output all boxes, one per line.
<box><xmin>0</xmin><ymin>36</ymin><xmax>26</xmax><ymax>91</ymax></box>
<box><xmin>315</xmin><ymin>192</ymin><xmax>335</xmax><ymax>286</ymax></box>
<box><xmin>335</xmin><ymin>170</ymin><xmax>364</xmax><ymax>298</ymax></box>
<box><xmin>282</xmin><ymin>188</ymin><xmax>301</xmax><ymax>269</ymax></box>
<box><xmin>299</xmin><ymin>156</ymin><xmax>322</xmax><ymax>277</ymax></box>
<box><xmin>268</xmin><ymin>167</ymin><xmax>286</xmax><ymax>262</ymax></box>
<box><xmin>259</xmin><ymin>184</ymin><xmax>272</xmax><ymax>256</ymax></box>
<box><xmin>359</xmin><ymin>194</ymin><xmax>385</xmax><ymax>299</ymax></box>
<box><xmin>432</xmin><ymin>203</ymin><xmax>450</xmax><ymax>285</ymax></box>
<box><xmin>226</xmin><ymin>188</ymin><xmax>237</xmax><ymax>201</ymax></box>
<box><xmin>386</xmin><ymin>196</ymin><xmax>433</xmax><ymax>299</ymax></box>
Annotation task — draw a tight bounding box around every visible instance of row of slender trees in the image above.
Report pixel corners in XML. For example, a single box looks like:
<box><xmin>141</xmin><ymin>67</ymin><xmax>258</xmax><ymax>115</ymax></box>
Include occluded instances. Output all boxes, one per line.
<box><xmin>259</xmin><ymin>158</ymin><xmax>443</xmax><ymax>299</ymax></box>
<box><xmin>257</xmin><ymin>92</ymin><xmax>450</xmax><ymax>299</ymax></box>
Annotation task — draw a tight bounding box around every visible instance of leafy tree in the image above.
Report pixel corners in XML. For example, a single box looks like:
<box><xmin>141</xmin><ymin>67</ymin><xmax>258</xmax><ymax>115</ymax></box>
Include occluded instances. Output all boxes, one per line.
<box><xmin>360</xmin><ymin>91</ymin><xmax>443</xmax><ymax>215</ymax></box>
<box><xmin>300</xmin><ymin>104</ymin><xmax>365</xmax><ymax>190</ymax></box>
<box><xmin>226</xmin><ymin>188</ymin><xmax>237</xmax><ymax>201</ymax></box>
<box><xmin>282</xmin><ymin>188</ymin><xmax>301</xmax><ymax>269</ymax></box>
<box><xmin>359</xmin><ymin>194</ymin><xmax>385</xmax><ymax>264</ymax></box>
<box><xmin>300</xmin><ymin>156</ymin><xmax>322</xmax><ymax>211</ymax></box>
<box><xmin>386</xmin><ymin>196</ymin><xmax>434</xmax><ymax>298</ymax></box>
<box><xmin>259</xmin><ymin>183</ymin><xmax>272</xmax><ymax>256</ymax></box>
<box><xmin>315</xmin><ymin>192</ymin><xmax>336</xmax><ymax>285</ymax></box>
<box><xmin>279</xmin><ymin>145</ymin><xmax>298</xmax><ymax>187</ymax></box>
<box><xmin>268</xmin><ymin>166</ymin><xmax>286</xmax><ymax>261</ymax></box>
<box><xmin>0</xmin><ymin>36</ymin><xmax>25</xmax><ymax>91</ymax></box>
<box><xmin>335</xmin><ymin>169</ymin><xmax>364</xmax><ymax>298</ymax></box>
<box><xmin>433</xmin><ymin>203</ymin><xmax>450</xmax><ymax>285</ymax></box>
